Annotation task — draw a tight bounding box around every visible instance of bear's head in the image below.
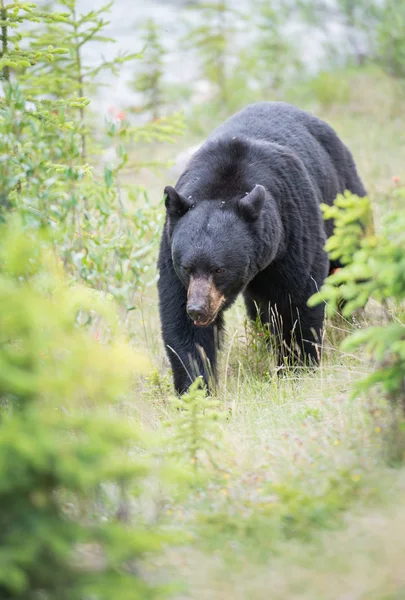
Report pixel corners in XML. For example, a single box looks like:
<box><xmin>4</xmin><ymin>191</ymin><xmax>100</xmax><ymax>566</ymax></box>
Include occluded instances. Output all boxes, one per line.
<box><xmin>164</xmin><ymin>184</ymin><xmax>265</xmax><ymax>327</ymax></box>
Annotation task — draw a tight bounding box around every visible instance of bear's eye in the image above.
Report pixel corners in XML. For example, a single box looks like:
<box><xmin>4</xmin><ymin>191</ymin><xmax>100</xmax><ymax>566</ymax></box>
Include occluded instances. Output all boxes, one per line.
<box><xmin>183</xmin><ymin>266</ymin><xmax>192</xmax><ymax>274</ymax></box>
<box><xmin>215</xmin><ymin>267</ymin><xmax>225</xmax><ymax>274</ymax></box>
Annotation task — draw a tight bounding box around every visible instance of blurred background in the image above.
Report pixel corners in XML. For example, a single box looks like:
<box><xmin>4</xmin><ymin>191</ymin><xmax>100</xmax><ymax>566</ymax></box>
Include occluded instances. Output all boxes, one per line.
<box><xmin>2</xmin><ymin>2</ymin><xmax>405</xmax><ymax>599</ymax></box>
<box><xmin>77</xmin><ymin>0</ymin><xmax>405</xmax><ymax>212</ymax></box>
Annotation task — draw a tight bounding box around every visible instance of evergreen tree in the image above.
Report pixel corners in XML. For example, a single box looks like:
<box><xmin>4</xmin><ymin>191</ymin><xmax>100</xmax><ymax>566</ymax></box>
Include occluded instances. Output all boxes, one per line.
<box><xmin>375</xmin><ymin>0</ymin><xmax>405</xmax><ymax>80</ymax></box>
<box><xmin>0</xmin><ymin>5</ymin><xmax>186</xmax><ymax>591</ymax></box>
<box><xmin>0</xmin><ymin>0</ymin><xmax>184</xmax><ymax>306</ymax></box>
<box><xmin>182</xmin><ymin>1</ymin><xmax>241</xmax><ymax>104</ymax></box>
<box><xmin>298</xmin><ymin>0</ymin><xmax>380</xmax><ymax>66</ymax></box>
<box><xmin>239</xmin><ymin>1</ymin><xmax>299</xmax><ymax>94</ymax></box>
<box><xmin>132</xmin><ymin>18</ymin><xmax>165</xmax><ymax>120</ymax></box>
<box><xmin>0</xmin><ymin>0</ymin><xmax>68</xmax><ymax>84</ymax></box>
<box><xmin>0</xmin><ymin>2</ymin><xmax>87</xmax><ymax>217</ymax></box>
<box><xmin>167</xmin><ymin>378</ymin><xmax>224</xmax><ymax>475</ymax></box>
<box><xmin>25</xmin><ymin>0</ymin><xmax>140</xmax><ymax>158</ymax></box>
<box><xmin>0</xmin><ymin>217</ymin><xmax>174</xmax><ymax>599</ymax></box>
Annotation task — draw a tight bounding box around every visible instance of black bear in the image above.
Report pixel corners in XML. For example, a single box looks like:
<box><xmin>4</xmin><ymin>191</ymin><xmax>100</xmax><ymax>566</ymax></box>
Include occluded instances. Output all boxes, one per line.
<box><xmin>157</xmin><ymin>102</ymin><xmax>366</xmax><ymax>394</ymax></box>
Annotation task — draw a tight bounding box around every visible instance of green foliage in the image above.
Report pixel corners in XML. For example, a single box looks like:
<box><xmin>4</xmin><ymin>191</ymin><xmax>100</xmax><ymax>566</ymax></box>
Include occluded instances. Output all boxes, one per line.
<box><xmin>0</xmin><ymin>84</ymin><xmax>161</xmax><ymax>304</ymax></box>
<box><xmin>238</xmin><ymin>1</ymin><xmax>300</xmax><ymax>95</ymax></box>
<box><xmin>321</xmin><ymin>191</ymin><xmax>374</xmax><ymax>267</ymax></box>
<box><xmin>308</xmin><ymin>192</ymin><xmax>374</xmax><ymax>315</ymax></box>
<box><xmin>197</xmin><ymin>467</ymin><xmax>365</xmax><ymax>557</ymax></box>
<box><xmin>29</xmin><ymin>0</ymin><xmax>140</xmax><ymax>97</ymax></box>
<box><xmin>0</xmin><ymin>6</ymin><xmax>189</xmax><ymax>594</ymax></box>
<box><xmin>298</xmin><ymin>0</ymin><xmax>380</xmax><ymax>67</ymax></box>
<box><xmin>167</xmin><ymin>378</ymin><xmax>224</xmax><ymax>473</ymax></box>
<box><xmin>132</xmin><ymin>18</ymin><xmax>165</xmax><ymax>120</ymax></box>
<box><xmin>236</xmin><ymin>313</ymin><xmax>277</xmax><ymax>383</ymax></box>
<box><xmin>0</xmin><ymin>0</ymin><xmax>69</xmax><ymax>82</ymax></box>
<box><xmin>0</xmin><ymin>0</ymin><xmax>184</xmax><ymax>307</ymax></box>
<box><xmin>127</xmin><ymin>111</ymin><xmax>185</xmax><ymax>146</ymax></box>
<box><xmin>0</xmin><ymin>217</ymin><xmax>176</xmax><ymax>599</ymax></box>
<box><xmin>306</xmin><ymin>70</ymin><xmax>351</xmax><ymax>108</ymax></box>
<box><xmin>298</xmin><ymin>0</ymin><xmax>405</xmax><ymax>81</ymax></box>
<box><xmin>5</xmin><ymin>1</ymin><xmax>404</xmax><ymax>592</ymax></box>
<box><xmin>375</xmin><ymin>0</ymin><xmax>405</xmax><ymax>80</ymax></box>
<box><xmin>24</xmin><ymin>0</ymin><xmax>140</xmax><ymax>158</ymax></box>
<box><xmin>182</xmin><ymin>0</ymin><xmax>300</xmax><ymax>124</ymax></box>
<box><xmin>310</xmin><ymin>189</ymin><xmax>405</xmax><ymax>418</ymax></box>
<box><xmin>0</xmin><ymin>83</ymin><xmax>88</xmax><ymax>217</ymax></box>
<box><xmin>182</xmin><ymin>1</ymin><xmax>242</xmax><ymax>104</ymax></box>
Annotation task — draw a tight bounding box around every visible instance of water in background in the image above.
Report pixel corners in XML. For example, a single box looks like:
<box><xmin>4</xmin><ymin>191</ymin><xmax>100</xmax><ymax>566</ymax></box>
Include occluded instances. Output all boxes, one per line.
<box><xmin>78</xmin><ymin>0</ymin><xmax>199</xmax><ymax>115</ymax></box>
<box><xmin>78</xmin><ymin>0</ymin><xmax>343</xmax><ymax>116</ymax></box>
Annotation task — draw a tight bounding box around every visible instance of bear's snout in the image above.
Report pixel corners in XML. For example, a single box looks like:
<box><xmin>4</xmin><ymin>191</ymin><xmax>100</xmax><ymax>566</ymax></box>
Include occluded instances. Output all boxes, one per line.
<box><xmin>187</xmin><ymin>304</ymin><xmax>207</xmax><ymax>325</ymax></box>
<box><xmin>187</xmin><ymin>276</ymin><xmax>225</xmax><ymax>327</ymax></box>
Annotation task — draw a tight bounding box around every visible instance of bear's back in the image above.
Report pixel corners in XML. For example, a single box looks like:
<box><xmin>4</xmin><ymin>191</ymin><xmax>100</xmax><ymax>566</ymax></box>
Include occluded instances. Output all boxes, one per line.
<box><xmin>181</xmin><ymin>102</ymin><xmax>364</xmax><ymax>208</ymax></box>
<box><xmin>211</xmin><ymin>102</ymin><xmax>352</xmax><ymax>192</ymax></box>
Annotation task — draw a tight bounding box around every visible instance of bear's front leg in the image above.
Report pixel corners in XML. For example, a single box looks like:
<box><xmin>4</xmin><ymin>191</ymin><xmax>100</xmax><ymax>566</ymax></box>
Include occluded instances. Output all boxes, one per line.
<box><xmin>158</xmin><ymin>252</ymin><xmax>222</xmax><ymax>395</ymax></box>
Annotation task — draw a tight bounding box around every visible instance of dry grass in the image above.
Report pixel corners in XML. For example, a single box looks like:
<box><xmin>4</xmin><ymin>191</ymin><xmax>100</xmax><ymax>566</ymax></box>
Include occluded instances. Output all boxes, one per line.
<box><xmin>168</xmin><ymin>486</ymin><xmax>405</xmax><ymax>600</ymax></box>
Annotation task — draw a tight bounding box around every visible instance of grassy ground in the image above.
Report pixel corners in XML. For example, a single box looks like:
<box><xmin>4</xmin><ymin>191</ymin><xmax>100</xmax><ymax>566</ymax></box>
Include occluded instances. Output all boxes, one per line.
<box><xmin>127</xmin><ymin>69</ymin><xmax>405</xmax><ymax>599</ymax></box>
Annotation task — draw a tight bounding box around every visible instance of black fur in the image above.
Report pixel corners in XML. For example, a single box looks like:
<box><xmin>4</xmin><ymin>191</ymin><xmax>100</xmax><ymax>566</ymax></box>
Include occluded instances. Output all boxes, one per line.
<box><xmin>157</xmin><ymin>102</ymin><xmax>366</xmax><ymax>394</ymax></box>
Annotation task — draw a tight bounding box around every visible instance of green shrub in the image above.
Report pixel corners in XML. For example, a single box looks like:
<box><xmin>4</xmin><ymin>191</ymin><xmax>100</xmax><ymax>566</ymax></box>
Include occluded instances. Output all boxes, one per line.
<box><xmin>197</xmin><ymin>468</ymin><xmax>365</xmax><ymax>557</ymax></box>
<box><xmin>0</xmin><ymin>83</ymin><xmax>163</xmax><ymax>306</ymax></box>
<box><xmin>182</xmin><ymin>1</ymin><xmax>242</xmax><ymax>105</ymax></box>
<box><xmin>166</xmin><ymin>378</ymin><xmax>224</xmax><ymax>475</ymax></box>
<box><xmin>25</xmin><ymin>0</ymin><xmax>140</xmax><ymax>159</ymax></box>
<box><xmin>0</xmin><ymin>0</ymin><xmax>184</xmax><ymax>308</ymax></box>
<box><xmin>307</xmin><ymin>71</ymin><xmax>351</xmax><ymax>108</ymax></box>
<box><xmin>132</xmin><ymin>18</ymin><xmax>166</xmax><ymax>120</ymax></box>
<box><xmin>0</xmin><ymin>217</ymin><xmax>180</xmax><ymax>598</ymax></box>
<box><xmin>238</xmin><ymin>1</ymin><xmax>300</xmax><ymax>97</ymax></box>
<box><xmin>310</xmin><ymin>190</ymin><xmax>405</xmax><ymax>421</ymax></box>
<box><xmin>375</xmin><ymin>0</ymin><xmax>405</xmax><ymax>80</ymax></box>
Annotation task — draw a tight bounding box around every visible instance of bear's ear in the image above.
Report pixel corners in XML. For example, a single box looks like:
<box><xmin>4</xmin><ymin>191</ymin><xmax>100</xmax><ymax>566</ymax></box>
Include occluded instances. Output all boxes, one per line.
<box><xmin>164</xmin><ymin>185</ymin><xmax>192</xmax><ymax>219</ymax></box>
<box><xmin>236</xmin><ymin>185</ymin><xmax>265</xmax><ymax>222</ymax></box>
